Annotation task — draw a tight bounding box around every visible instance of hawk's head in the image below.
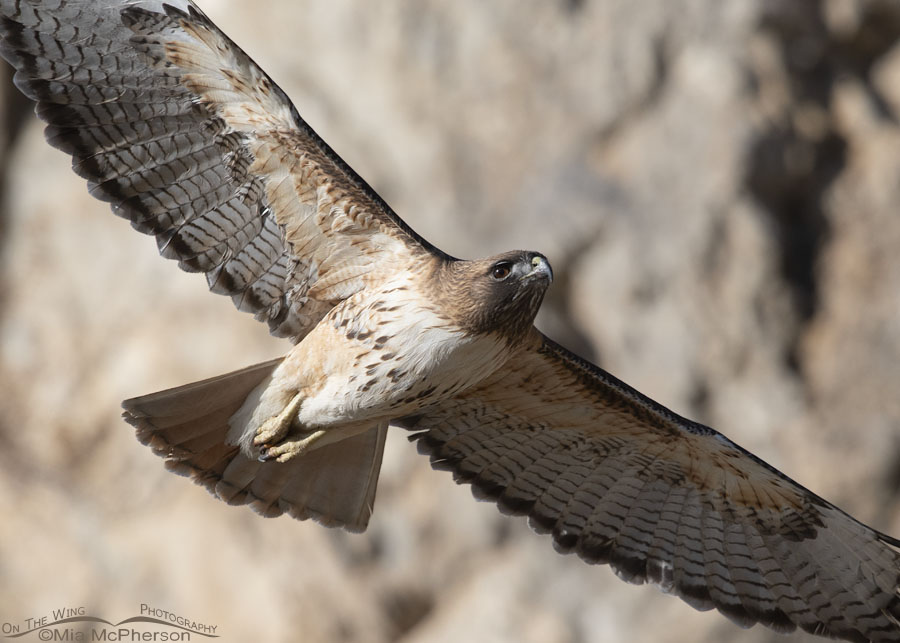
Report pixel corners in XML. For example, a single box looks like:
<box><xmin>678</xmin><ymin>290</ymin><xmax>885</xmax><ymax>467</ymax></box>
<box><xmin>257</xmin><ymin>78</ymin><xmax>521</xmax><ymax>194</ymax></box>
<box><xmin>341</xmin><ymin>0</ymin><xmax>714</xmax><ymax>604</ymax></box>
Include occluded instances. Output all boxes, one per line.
<box><xmin>442</xmin><ymin>250</ymin><xmax>553</xmax><ymax>338</ymax></box>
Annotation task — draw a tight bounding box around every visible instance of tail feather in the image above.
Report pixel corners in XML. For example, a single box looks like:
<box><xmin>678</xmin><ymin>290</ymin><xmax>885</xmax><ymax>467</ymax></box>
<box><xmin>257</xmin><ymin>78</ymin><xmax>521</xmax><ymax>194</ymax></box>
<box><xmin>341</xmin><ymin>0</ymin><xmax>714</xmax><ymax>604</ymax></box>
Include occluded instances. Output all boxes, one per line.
<box><xmin>123</xmin><ymin>359</ymin><xmax>387</xmax><ymax>532</ymax></box>
<box><xmin>218</xmin><ymin>455</ymin><xmax>260</xmax><ymax>504</ymax></box>
<box><xmin>276</xmin><ymin>423</ymin><xmax>387</xmax><ymax>529</ymax></box>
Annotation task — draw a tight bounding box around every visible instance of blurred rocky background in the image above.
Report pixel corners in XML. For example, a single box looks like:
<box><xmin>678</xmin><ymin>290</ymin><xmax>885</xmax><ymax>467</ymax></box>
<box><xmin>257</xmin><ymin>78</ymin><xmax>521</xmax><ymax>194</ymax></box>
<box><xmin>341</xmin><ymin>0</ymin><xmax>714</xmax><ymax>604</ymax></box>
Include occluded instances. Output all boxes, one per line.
<box><xmin>1</xmin><ymin>0</ymin><xmax>900</xmax><ymax>641</ymax></box>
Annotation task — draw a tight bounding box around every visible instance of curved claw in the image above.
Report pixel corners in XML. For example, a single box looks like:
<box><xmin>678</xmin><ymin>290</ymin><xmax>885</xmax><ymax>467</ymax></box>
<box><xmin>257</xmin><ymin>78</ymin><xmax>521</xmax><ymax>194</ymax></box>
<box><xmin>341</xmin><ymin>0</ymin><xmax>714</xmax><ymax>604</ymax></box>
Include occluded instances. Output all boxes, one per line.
<box><xmin>252</xmin><ymin>391</ymin><xmax>305</xmax><ymax>449</ymax></box>
<box><xmin>255</xmin><ymin>430</ymin><xmax>328</xmax><ymax>464</ymax></box>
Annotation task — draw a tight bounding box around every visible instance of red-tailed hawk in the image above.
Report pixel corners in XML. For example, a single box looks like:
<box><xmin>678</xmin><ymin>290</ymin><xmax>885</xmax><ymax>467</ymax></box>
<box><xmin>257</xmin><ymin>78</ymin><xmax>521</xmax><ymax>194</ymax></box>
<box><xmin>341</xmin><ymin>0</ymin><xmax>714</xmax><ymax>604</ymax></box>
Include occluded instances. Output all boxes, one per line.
<box><xmin>1</xmin><ymin>1</ymin><xmax>898</xmax><ymax>641</ymax></box>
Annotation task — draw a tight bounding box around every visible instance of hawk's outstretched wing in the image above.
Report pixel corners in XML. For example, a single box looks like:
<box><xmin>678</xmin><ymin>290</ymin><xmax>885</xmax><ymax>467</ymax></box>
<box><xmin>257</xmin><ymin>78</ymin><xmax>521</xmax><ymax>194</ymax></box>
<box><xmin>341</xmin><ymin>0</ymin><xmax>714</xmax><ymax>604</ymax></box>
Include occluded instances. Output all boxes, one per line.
<box><xmin>403</xmin><ymin>331</ymin><xmax>900</xmax><ymax>643</ymax></box>
<box><xmin>0</xmin><ymin>0</ymin><xmax>444</xmax><ymax>340</ymax></box>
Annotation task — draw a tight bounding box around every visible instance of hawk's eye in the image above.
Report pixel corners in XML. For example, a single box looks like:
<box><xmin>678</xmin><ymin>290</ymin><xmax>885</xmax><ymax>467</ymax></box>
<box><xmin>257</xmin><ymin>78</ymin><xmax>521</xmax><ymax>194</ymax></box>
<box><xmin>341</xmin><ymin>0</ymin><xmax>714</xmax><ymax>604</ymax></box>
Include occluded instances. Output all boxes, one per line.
<box><xmin>491</xmin><ymin>262</ymin><xmax>513</xmax><ymax>280</ymax></box>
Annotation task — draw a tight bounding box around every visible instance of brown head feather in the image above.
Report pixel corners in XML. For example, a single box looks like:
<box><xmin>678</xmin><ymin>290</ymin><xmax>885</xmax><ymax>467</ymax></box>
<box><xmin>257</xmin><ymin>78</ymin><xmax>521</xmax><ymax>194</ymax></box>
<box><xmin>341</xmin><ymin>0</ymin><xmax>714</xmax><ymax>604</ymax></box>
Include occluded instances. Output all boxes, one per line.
<box><xmin>432</xmin><ymin>251</ymin><xmax>552</xmax><ymax>339</ymax></box>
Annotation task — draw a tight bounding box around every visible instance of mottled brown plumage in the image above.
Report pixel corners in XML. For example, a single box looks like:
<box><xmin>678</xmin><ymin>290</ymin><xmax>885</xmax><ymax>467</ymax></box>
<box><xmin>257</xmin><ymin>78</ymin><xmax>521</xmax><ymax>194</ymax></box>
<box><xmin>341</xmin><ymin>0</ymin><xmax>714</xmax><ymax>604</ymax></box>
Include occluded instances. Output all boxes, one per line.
<box><xmin>2</xmin><ymin>1</ymin><xmax>899</xmax><ymax>641</ymax></box>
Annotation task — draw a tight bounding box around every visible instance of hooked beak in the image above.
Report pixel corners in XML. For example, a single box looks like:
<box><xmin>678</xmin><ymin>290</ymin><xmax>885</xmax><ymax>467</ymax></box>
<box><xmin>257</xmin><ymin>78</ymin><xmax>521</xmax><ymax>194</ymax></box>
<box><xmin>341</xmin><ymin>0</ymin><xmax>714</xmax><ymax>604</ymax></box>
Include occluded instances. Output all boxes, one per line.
<box><xmin>523</xmin><ymin>254</ymin><xmax>553</xmax><ymax>284</ymax></box>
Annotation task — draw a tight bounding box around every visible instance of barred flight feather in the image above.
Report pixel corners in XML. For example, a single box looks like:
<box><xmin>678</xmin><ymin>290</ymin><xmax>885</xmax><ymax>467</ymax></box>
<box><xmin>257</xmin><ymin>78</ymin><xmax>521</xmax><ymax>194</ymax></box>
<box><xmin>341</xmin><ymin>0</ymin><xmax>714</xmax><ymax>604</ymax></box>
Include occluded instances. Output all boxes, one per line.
<box><xmin>405</xmin><ymin>332</ymin><xmax>900</xmax><ymax>642</ymax></box>
<box><xmin>1</xmin><ymin>0</ymin><xmax>442</xmax><ymax>341</ymax></box>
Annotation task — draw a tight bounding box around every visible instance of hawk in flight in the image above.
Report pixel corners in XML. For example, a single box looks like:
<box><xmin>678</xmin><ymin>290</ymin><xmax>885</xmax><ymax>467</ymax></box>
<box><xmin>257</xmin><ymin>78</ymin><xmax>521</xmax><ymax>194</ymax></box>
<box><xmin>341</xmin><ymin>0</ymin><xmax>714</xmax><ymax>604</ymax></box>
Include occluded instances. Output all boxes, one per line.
<box><xmin>1</xmin><ymin>1</ymin><xmax>898</xmax><ymax>641</ymax></box>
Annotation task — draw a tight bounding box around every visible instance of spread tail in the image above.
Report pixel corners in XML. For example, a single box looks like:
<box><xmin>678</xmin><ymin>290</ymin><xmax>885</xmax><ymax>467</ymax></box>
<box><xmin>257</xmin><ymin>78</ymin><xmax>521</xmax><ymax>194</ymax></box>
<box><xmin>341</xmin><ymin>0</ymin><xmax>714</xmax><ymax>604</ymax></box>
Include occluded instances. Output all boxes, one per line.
<box><xmin>122</xmin><ymin>359</ymin><xmax>387</xmax><ymax>532</ymax></box>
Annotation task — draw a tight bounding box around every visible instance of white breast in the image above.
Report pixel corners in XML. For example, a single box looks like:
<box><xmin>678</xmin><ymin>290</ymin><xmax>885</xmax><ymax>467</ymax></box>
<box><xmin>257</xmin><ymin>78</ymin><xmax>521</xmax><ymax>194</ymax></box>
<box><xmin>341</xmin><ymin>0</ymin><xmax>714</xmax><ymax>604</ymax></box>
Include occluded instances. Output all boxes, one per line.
<box><xmin>291</xmin><ymin>279</ymin><xmax>512</xmax><ymax>427</ymax></box>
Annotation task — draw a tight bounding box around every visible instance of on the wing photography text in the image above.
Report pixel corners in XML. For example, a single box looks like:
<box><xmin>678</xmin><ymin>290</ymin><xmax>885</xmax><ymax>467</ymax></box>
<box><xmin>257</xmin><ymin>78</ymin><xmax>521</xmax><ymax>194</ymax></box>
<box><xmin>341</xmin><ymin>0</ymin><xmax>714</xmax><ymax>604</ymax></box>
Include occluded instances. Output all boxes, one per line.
<box><xmin>2</xmin><ymin>605</ymin><xmax>218</xmax><ymax>641</ymax></box>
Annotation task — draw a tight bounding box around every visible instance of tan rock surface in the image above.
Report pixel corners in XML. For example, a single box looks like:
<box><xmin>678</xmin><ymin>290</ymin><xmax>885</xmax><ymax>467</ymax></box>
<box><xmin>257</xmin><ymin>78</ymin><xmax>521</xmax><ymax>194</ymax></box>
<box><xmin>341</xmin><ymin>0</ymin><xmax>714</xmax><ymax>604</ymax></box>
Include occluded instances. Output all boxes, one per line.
<box><xmin>1</xmin><ymin>1</ymin><xmax>899</xmax><ymax>642</ymax></box>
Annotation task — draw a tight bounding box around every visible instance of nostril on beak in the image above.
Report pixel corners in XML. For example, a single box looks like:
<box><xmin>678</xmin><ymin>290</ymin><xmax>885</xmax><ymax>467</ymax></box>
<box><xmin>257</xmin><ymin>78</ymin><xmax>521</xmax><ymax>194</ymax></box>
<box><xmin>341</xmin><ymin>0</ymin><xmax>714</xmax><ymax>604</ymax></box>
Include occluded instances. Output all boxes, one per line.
<box><xmin>529</xmin><ymin>254</ymin><xmax>553</xmax><ymax>282</ymax></box>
